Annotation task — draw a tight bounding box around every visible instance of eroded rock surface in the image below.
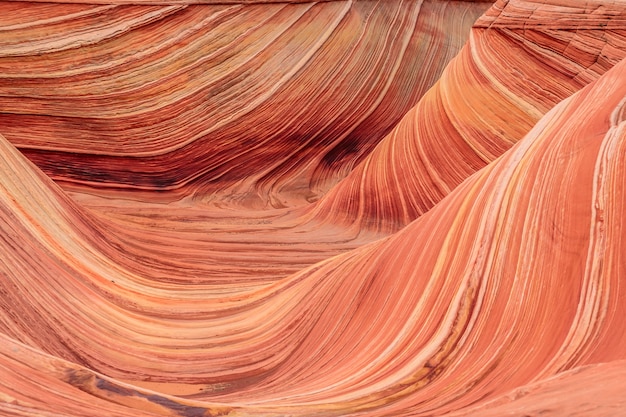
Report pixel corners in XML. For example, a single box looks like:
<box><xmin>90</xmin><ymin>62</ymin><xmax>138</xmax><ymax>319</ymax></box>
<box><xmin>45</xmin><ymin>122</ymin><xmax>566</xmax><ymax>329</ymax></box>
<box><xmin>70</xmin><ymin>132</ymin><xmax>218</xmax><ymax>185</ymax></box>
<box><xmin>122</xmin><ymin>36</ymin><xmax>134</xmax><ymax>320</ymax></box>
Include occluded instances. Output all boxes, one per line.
<box><xmin>1</xmin><ymin>1</ymin><xmax>626</xmax><ymax>416</ymax></box>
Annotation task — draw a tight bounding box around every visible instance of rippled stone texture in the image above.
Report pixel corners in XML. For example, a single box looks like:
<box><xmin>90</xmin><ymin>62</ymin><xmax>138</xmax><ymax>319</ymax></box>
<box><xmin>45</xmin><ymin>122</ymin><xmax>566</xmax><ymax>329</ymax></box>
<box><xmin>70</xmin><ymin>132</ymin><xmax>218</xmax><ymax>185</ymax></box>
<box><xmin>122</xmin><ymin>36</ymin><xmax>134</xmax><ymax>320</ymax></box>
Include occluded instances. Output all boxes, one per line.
<box><xmin>1</xmin><ymin>1</ymin><xmax>626</xmax><ymax>416</ymax></box>
<box><xmin>312</xmin><ymin>0</ymin><xmax>626</xmax><ymax>232</ymax></box>
<box><xmin>0</xmin><ymin>0</ymin><xmax>487</xmax><ymax>208</ymax></box>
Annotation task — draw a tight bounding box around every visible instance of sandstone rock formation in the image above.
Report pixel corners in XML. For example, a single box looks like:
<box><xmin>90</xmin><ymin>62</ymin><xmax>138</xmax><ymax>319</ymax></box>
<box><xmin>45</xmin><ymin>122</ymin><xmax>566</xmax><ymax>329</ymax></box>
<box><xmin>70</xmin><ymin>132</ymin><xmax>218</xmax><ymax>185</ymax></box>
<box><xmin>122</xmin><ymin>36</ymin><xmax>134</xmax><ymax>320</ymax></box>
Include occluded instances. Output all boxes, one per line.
<box><xmin>0</xmin><ymin>0</ymin><xmax>487</xmax><ymax>207</ymax></box>
<box><xmin>1</xmin><ymin>0</ymin><xmax>626</xmax><ymax>416</ymax></box>
<box><xmin>311</xmin><ymin>0</ymin><xmax>626</xmax><ymax>232</ymax></box>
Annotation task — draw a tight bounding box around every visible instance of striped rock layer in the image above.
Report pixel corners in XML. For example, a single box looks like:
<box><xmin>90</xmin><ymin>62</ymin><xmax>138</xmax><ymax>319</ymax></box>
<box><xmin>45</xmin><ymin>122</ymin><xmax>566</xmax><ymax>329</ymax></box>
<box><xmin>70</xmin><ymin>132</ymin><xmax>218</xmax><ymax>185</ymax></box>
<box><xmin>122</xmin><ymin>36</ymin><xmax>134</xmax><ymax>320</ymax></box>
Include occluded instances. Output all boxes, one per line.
<box><xmin>0</xmin><ymin>0</ymin><xmax>488</xmax><ymax>207</ymax></box>
<box><xmin>310</xmin><ymin>0</ymin><xmax>626</xmax><ymax>233</ymax></box>
<box><xmin>2</xmin><ymin>1</ymin><xmax>626</xmax><ymax>417</ymax></box>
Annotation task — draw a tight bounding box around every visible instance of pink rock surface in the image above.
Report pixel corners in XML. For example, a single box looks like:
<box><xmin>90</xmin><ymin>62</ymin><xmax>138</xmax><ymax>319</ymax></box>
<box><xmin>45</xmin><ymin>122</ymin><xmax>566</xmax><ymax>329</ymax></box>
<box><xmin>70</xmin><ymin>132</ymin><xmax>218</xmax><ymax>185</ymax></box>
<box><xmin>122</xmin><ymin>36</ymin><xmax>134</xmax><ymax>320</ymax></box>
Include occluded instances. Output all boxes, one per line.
<box><xmin>1</xmin><ymin>1</ymin><xmax>626</xmax><ymax>416</ymax></box>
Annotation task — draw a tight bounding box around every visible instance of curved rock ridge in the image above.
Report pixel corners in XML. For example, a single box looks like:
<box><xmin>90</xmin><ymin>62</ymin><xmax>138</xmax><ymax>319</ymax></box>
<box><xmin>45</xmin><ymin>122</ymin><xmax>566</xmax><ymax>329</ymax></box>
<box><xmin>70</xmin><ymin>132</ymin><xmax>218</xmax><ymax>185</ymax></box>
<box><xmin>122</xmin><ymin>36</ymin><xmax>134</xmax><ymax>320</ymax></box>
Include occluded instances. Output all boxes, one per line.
<box><xmin>2</xmin><ymin>0</ymin><xmax>626</xmax><ymax>416</ymax></box>
<box><xmin>308</xmin><ymin>0</ymin><xmax>626</xmax><ymax>233</ymax></box>
<box><xmin>0</xmin><ymin>119</ymin><xmax>388</xmax><ymax>391</ymax></box>
<box><xmin>0</xmin><ymin>0</ymin><xmax>488</xmax><ymax>208</ymax></box>
<box><xmin>2</xmin><ymin>30</ymin><xmax>626</xmax><ymax>417</ymax></box>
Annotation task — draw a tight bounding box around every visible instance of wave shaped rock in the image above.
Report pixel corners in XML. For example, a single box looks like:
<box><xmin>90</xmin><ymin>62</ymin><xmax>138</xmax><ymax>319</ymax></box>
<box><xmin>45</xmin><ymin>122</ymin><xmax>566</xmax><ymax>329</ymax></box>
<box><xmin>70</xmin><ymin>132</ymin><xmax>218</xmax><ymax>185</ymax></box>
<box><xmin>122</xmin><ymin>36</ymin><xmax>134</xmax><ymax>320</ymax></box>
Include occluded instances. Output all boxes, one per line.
<box><xmin>2</xmin><ymin>1</ymin><xmax>626</xmax><ymax>416</ymax></box>
<box><xmin>311</xmin><ymin>0</ymin><xmax>626</xmax><ymax>232</ymax></box>
<box><xmin>0</xmin><ymin>0</ymin><xmax>488</xmax><ymax>208</ymax></box>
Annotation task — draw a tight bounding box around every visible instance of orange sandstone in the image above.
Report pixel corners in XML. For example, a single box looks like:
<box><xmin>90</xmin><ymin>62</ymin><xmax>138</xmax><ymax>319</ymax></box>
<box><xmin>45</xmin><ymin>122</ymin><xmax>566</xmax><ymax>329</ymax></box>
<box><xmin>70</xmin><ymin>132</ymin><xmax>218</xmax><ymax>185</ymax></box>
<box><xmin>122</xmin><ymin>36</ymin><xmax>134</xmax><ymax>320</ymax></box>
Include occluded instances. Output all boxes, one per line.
<box><xmin>1</xmin><ymin>1</ymin><xmax>626</xmax><ymax>416</ymax></box>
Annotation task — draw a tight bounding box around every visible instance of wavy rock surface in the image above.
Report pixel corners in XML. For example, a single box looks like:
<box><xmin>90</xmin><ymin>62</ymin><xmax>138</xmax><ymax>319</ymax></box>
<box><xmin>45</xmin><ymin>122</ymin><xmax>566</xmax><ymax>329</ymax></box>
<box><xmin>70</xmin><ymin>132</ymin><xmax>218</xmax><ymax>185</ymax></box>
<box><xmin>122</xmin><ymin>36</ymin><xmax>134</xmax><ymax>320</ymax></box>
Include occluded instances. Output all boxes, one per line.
<box><xmin>311</xmin><ymin>0</ymin><xmax>626</xmax><ymax>232</ymax></box>
<box><xmin>2</xmin><ymin>45</ymin><xmax>626</xmax><ymax>416</ymax></box>
<box><xmin>2</xmin><ymin>0</ymin><xmax>626</xmax><ymax>416</ymax></box>
<box><xmin>0</xmin><ymin>0</ymin><xmax>487</xmax><ymax>208</ymax></box>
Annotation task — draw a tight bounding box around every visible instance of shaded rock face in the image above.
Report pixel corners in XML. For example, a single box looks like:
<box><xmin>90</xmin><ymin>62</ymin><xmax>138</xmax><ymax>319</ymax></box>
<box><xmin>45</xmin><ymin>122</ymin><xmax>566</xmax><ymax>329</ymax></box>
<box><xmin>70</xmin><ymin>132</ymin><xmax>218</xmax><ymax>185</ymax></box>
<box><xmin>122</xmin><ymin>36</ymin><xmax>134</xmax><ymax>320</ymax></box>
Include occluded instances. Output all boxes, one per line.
<box><xmin>1</xmin><ymin>1</ymin><xmax>626</xmax><ymax>416</ymax></box>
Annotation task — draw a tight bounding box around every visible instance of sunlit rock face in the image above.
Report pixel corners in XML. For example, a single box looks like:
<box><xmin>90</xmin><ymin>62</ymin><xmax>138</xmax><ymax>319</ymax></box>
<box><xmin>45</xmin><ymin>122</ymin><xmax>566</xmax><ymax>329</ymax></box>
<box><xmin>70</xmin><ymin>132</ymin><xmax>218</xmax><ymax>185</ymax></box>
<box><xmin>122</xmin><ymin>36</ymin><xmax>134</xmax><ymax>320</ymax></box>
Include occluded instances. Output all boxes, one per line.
<box><xmin>2</xmin><ymin>1</ymin><xmax>626</xmax><ymax>417</ymax></box>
